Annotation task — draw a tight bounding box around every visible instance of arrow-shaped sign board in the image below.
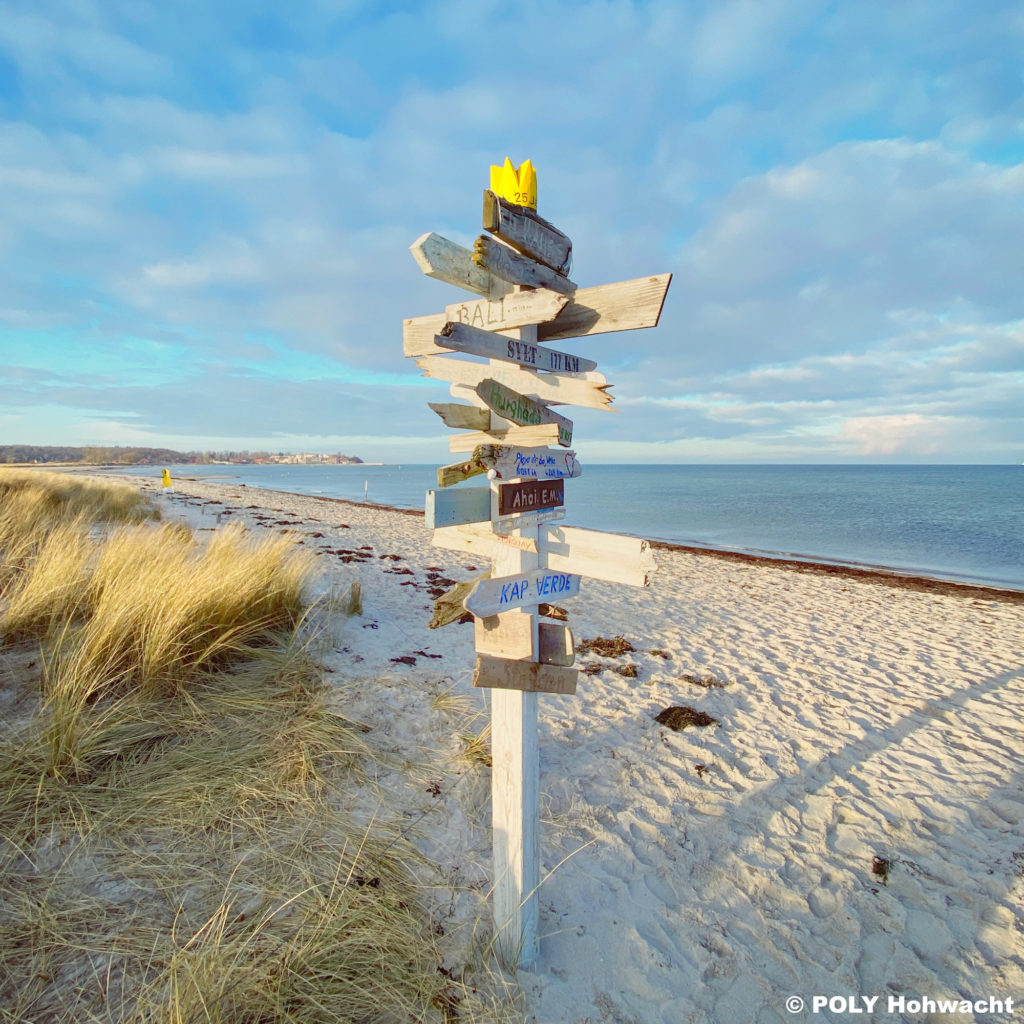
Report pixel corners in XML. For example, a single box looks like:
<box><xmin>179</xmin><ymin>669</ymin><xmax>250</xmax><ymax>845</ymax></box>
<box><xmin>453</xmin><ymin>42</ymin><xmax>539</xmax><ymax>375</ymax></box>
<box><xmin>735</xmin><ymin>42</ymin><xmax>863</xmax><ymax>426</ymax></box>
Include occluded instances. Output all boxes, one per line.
<box><xmin>475</xmin><ymin>379</ymin><xmax>574</xmax><ymax>446</ymax></box>
<box><xmin>410</xmin><ymin>232</ymin><xmax>507</xmax><ymax>298</ymax></box>
<box><xmin>490</xmin><ymin>446</ymin><xmax>581</xmax><ymax>480</ymax></box>
<box><xmin>535</xmin><ymin>273</ymin><xmax>673</xmax><ymax>342</ymax></box>
<box><xmin>437</xmin><ymin>446</ymin><xmax>581</xmax><ymax>487</ymax></box>
<box><xmin>418</xmin><ymin>357</ymin><xmax>612</xmax><ymax>413</ymax></box>
<box><xmin>428</xmin><ymin>402</ymin><xmax>491</xmax><ymax>431</ymax></box>
<box><xmin>474</xmin><ymin>235</ymin><xmax>577</xmax><ymax>296</ymax></box>
<box><xmin>541</xmin><ymin>525</ymin><xmax>654</xmax><ymax>587</ymax></box>
<box><xmin>482</xmin><ymin>190</ymin><xmax>573</xmax><ymax>275</ymax></box>
<box><xmin>403</xmin><ymin>286</ymin><xmax>567</xmax><ymax>358</ymax></box>
<box><xmin>430</xmin><ymin>522</ymin><xmax>653</xmax><ymax>587</ymax></box>
<box><xmin>449</xmin><ymin>424</ymin><xmax>562</xmax><ymax>452</ymax></box>
<box><xmin>436</xmin><ymin>321</ymin><xmax>597</xmax><ymax>375</ymax></box>
<box><xmin>463</xmin><ymin>568</ymin><xmax>581</xmax><ymax>618</ymax></box>
<box><xmin>446</xmin><ymin>290</ymin><xmax>567</xmax><ymax>334</ymax></box>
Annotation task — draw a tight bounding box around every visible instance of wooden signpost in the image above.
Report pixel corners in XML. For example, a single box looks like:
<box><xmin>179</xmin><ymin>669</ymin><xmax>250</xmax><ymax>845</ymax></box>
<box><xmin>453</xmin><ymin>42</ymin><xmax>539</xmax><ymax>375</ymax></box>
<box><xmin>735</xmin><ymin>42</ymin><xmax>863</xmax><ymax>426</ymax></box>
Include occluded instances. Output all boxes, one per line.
<box><xmin>403</xmin><ymin>158</ymin><xmax>670</xmax><ymax>970</ymax></box>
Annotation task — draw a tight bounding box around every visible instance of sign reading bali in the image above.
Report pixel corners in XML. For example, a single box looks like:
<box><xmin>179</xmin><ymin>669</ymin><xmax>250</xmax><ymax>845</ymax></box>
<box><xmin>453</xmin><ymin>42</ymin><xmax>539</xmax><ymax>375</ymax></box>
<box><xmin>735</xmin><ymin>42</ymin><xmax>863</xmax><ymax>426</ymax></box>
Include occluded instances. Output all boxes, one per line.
<box><xmin>402</xmin><ymin>158</ymin><xmax>670</xmax><ymax>970</ymax></box>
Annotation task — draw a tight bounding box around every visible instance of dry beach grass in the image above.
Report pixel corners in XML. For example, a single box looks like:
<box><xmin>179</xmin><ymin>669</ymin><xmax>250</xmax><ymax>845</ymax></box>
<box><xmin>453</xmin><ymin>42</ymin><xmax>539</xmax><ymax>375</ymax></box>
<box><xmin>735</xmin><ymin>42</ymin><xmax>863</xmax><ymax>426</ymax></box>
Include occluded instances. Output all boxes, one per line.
<box><xmin>0</xmin><ymin>470</ymin><xmax>515</xmax><ymax>1024</ymax></box>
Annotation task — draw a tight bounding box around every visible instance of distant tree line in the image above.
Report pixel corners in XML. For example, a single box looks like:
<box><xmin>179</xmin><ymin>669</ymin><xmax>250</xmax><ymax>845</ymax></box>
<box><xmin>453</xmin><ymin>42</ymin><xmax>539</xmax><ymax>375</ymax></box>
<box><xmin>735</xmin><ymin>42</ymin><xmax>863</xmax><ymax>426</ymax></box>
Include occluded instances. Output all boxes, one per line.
<box><xmin>0</xmin><ymin>446</ymin><xmax>364</xmax><ymax>466</ymax></box>
<box><xmin>0</xmin><ymin>446</ymin><xmax>195</xmax><ymax>465</ymax></box>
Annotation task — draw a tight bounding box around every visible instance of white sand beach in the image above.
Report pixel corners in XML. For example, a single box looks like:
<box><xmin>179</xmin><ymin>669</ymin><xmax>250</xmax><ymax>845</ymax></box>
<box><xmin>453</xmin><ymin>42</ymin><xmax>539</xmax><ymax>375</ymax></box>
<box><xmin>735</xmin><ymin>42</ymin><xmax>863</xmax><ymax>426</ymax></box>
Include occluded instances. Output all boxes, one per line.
<box><xmin>115</xmin><ymin>472</ymin><xmax>1024</xmax><ymax>1024</ymax></box>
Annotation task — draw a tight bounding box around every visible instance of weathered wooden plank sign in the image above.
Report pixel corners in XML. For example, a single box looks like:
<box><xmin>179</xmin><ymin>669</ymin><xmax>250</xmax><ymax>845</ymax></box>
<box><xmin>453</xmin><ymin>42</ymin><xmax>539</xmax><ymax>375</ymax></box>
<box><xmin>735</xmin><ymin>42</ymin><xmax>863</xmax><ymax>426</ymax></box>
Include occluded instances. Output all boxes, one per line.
<box><xmin>473</xmin><ymin>235</ymin><xmax>577</xmax><ymax>295</ymax></box>
<box><xmin>492</xmin><ymin>507</ymin><xmax>565</xmax><ymax>533</ymax></box>
<box><xmin>474</xmin><ymin>378</ymin><xmax>574</xmax><ymax>446</ymax></box>
<box><xmin>497</xmin><ymin>478</ymin><xmax>564</xmax><ymax>517</ymax></box>
<box><xmin>446</xmin><ymin>289</ymin><xmax>567</xmax><ymax>333</ymax></box>
<box><xmin>409</xmin><ymin>232</ymin><xmax>507</xmax><ymax>298</ymax></box>
<box><xmin>433</xmin><ymin>523</ymin><xmax>539</xmax><ymax>558</ymax></box>
<box><xmin>463</xmin><ymin>568</ymin><xmax>581</xmax><ymax>618</ymax></box>
<box><xmin>475</xmin><ymin>611</ymin><xmax>533</xmax><ymax>660</ymax></box>
<box><xmin>449</xmin><ymin>424</ymin><xmax>561</xmax><ymax>452</ymax></box>
<box><xmin>424</xmin><ymin>487</ymin><xmax>490</xmax><ymax>530</ymax></box>
<box><xmin>436</xmin><ymin>321</ymin><xmax>597</xmax><ymax>374</ymax></box>
<box><xmin>491</xmin><ymin>446</ymin><xmax>581</xmax><ymax>480</ymax></box>
<box><xmin>473</xmin><ymin>655</ymin><xmax>578</xmax><ymax>696</ymax></box>
<box><xmin>540</xmin><ymin>524</ymin><xmax>655</xmax><ymax>587</ymax></box>
<box><xmin>437</xmin><ymin>445</ymin><xmax>580</xmax><ymax>487</ymax></box>
<box><xmin>534</xmin><ymin>273</ymin><xmax>673</xmax><ymax>342</ymax></box>
<box><xmin>404</xmin><ymin>287</ymin><xmax>567</xmax><ymax>358</ymax></box>
<box><xmin>428</xmin><ymin>402</ymin><xmax>491</xmax><ymax>431</ymax></box>
<box><xmin>418</xmin><ymin>357</ymin><xmax>612</xmax><ymax>413</ymax></box>
<box><xmin>482</xmin><ymin>189</ymin><xmax>572</xmax><ymax>274</ymax></box>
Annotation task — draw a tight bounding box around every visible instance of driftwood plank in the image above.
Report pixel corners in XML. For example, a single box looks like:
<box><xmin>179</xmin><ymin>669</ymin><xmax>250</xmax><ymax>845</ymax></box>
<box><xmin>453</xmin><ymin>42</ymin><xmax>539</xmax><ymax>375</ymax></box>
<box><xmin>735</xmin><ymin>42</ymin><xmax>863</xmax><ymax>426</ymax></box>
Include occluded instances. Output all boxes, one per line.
<box><xmin>540</xmin><ymin>524</ymin><xmax>655</xmax><ymax>587</ymax></box>
<box><xmin>436</xmin><ymin>321</ymin><xmax>597</xmax><ymax>374</ymax></box>
<box><xmin>424</xmin><ymin>487</ymin><xmax>491</xmax><ymax>530</ymax></box>
<box><xmin>441</xmin><ymin>444</ymin><xmax>580</xmax><ymax>481</ymax></box>
<box><xmin>492</xmin><ymin>507</ymin><xmax>565</xmax><ymax>533</ymax></box>
<box><xmin>417</xmin><ymin>356</ymin><xmax>612</xmax><ymax>413</ymax></box>
<box><xmin>449</xmin><ymin>424</ymin><xmax>561</xmax><ymax>452</ymax></box>
<box><xmin>535</xmin><ymin>273</ymin><xmax>672</xmax><ymax>342</ymax></box>
<box><xmin>474</xmin><ymin>379</ymin><xmax>574</xmax><ymax>447</ymax></box>
<box><xmin>464</xmin><ymin>568</ymin><xmax>581</xmax><ymax>618</ymax></box>
<box><xmin>432</xmin><ymin>523</ymin><xmax>539</xmax><ymax>557</ymax></box>
<box><xmin>409</xmin><ymin>232</ymin><xmax>508</xmax><ymax>298</ymax></box>
<box><xmin>473</xmin><ymin>236</ymin><xmax>576</xmax><ymax>295</ymax></box>
<box><xmin>428</xmin><ymin>402</ymin><xmax>491</xmax><ymax>431</ymax></box>
<box><xmin>484</xmin><ymin>446</ymin><xmax>581</xmax><ymax>481</ymax></box>
<box><xmin>446</xmin><ymin>289</ymin><xmax>567</xmax><ymax>332</ymax></box>
<box><xmin>404</xmin><ymin>287</ymin><xmax>568</xmax><ymax>357</ymax></box>
<box><xmin>475</xmin><ymin>612</ymin><xmax>534</xmax><ymax>660</ymax></box>
<box><xmin>436</xmin><ymin>453</ymin><xmax>492</xmax><ymax>488</ymax></box>
<box><xmin>482</xmin><ymin>190</ymin><xmax>572</xmax><ymax>274</ymax></box>
<box><xmin>473</xmin><ymin>655</ymin><xmax>578</xmax><ymax>695</ymax></box>
<box><xmin>428</xmin><ymin>579</ymin><xmax>482</xmax><ymax>629</ymax></box>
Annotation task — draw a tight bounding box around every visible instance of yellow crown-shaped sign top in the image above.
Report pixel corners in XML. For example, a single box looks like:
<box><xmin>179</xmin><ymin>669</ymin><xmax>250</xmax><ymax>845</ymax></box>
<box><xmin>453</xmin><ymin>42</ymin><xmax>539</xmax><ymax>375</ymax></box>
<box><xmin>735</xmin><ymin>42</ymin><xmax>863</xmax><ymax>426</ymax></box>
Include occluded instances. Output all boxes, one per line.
<box><xmin>490</xmin><ymin>157</ymin><xmax>537</xmax><ymax>210</ymax></box>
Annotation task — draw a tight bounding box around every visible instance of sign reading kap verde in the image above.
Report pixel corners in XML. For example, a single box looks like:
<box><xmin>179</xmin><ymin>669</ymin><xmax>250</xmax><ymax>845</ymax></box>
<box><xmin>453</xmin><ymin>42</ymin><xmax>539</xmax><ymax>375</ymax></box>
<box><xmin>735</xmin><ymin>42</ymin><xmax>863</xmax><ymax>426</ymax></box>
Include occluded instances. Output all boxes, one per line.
<box><xmin>464</xmin><ymin>568</ymin><xmax>581</xmax><ymax>619</ymax></box>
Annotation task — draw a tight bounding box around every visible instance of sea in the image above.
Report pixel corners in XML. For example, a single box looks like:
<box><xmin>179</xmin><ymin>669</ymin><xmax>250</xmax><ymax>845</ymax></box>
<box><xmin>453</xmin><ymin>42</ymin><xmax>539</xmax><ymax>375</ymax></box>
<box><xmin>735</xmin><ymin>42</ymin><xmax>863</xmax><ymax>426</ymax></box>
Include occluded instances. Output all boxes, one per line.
<box><xmin>106</xmin><ymin>464</ymin><xmax>1024</xmax><ymax>592</ymax></box>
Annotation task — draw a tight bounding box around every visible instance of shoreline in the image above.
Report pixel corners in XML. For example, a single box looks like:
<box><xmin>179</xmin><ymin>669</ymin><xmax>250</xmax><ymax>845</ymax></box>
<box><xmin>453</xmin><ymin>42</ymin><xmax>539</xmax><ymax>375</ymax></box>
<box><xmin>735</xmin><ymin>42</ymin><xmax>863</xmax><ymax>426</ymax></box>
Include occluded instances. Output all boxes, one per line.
<box><xmin>143</xmin><ymin>475</ymin><xmax>1024</xmax><ymax>604</ymax></box>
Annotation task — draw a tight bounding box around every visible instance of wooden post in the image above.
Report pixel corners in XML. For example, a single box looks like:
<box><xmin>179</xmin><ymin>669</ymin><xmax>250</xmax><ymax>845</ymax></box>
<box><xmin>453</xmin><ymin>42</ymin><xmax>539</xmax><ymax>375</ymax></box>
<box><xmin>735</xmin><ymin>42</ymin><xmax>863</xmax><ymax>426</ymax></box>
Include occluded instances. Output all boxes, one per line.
<box><xmin>405</xmin><ymin>159</ymin><xmax>670</xmax><ymax>975</ymax></box>
<box><xmin>489</xmin><ymin>306</ymin><xmax>541</xmax><ymax>969</ymax></box>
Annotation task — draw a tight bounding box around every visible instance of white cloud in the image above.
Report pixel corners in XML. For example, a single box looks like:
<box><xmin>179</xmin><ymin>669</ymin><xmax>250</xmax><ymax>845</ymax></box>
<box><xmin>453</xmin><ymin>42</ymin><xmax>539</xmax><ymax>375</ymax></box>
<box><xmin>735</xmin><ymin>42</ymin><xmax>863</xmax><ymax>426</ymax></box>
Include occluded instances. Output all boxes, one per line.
<box><xmin>836</xmin><ymin>413</ymin><xmax>964</xmax><ymax>457</ymax></box>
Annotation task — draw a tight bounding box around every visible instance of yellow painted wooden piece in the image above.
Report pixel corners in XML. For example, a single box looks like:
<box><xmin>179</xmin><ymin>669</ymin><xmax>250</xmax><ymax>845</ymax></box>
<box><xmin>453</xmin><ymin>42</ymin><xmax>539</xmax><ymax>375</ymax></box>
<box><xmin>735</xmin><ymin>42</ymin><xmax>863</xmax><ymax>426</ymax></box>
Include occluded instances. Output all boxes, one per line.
<box><xmin>490</xmin><ymin>157</ymin><xmax>537</xmax><ymax>210</ymax></box>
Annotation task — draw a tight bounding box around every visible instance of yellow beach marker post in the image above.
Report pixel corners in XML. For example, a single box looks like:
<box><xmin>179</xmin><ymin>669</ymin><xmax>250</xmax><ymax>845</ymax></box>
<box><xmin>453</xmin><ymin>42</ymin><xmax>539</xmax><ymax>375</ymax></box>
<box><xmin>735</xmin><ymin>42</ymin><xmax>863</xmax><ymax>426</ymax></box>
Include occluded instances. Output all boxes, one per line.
<box><xmin>161</xmin><ymin>468</ymin><xmax>173</xmax><ymax>493</ymax></box>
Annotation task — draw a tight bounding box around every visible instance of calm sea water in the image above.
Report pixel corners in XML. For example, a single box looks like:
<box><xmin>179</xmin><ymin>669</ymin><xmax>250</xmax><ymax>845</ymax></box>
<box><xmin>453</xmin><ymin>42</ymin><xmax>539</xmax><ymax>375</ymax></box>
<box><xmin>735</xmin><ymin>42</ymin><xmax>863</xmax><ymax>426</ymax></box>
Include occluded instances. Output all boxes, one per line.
<box><xmin>107</xmin><ymin>464</ymin><xmax>1024</xmax><ymax>591</ymax></box>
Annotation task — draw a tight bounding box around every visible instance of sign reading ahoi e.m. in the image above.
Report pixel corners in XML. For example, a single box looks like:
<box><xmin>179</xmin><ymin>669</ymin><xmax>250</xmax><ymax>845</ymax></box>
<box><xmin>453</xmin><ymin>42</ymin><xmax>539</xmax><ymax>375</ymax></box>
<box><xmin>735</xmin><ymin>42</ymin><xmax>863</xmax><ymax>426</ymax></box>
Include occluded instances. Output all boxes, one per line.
<box><xmin>497</xmin><ymin>478</ymin><xmax>564</xmax><ymax>516</ymax></box>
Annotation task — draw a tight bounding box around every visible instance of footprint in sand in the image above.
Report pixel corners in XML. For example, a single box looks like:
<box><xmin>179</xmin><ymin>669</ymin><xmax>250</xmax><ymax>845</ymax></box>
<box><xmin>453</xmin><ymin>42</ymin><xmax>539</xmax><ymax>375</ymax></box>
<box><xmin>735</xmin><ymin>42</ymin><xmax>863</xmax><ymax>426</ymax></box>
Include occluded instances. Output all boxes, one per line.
<box><xmin>807</xmin><ymin>886</ymin><xmax>840</xmax><ymax>918</ymax></box>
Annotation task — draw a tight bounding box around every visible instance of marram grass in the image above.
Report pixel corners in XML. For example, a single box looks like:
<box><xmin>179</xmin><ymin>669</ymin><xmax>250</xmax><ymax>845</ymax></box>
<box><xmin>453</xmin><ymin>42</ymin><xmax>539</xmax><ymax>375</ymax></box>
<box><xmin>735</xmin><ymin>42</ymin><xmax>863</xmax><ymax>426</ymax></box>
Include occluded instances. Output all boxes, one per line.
<box><xmin>0</xmin><ymin>471</ymin><xmax>516</xmax><ymax>1024</ymax></box>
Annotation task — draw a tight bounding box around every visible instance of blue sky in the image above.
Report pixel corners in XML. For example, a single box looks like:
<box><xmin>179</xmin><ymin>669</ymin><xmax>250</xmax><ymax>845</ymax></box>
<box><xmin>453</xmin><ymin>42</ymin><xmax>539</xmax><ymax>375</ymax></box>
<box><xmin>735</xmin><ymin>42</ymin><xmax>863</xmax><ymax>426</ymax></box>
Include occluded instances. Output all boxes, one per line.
<box><xmin>1</xmin><ymin>0</ymin><xmax>1022</xmax><ymax>463</ymax></box>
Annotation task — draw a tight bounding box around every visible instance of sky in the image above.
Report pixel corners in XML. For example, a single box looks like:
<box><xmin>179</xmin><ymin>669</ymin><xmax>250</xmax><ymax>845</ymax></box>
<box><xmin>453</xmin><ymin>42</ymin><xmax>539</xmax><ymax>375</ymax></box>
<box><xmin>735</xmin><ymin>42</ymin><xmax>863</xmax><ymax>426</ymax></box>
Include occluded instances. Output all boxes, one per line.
<box><xmin>1</xmin><ymin>0</ymin><xmax>1022</xmax><ymax>465</ymax></box>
